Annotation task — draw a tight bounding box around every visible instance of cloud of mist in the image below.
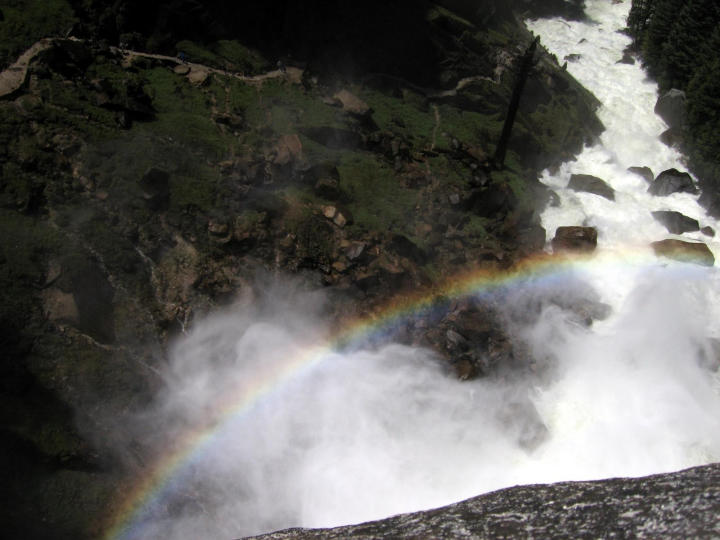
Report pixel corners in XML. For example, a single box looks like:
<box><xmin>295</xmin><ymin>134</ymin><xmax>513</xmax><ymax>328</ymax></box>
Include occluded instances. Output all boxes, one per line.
<box><xmin>115</xmin><ymin>269</ymin><xmax>720</xmax><ymax>539</ymax></box>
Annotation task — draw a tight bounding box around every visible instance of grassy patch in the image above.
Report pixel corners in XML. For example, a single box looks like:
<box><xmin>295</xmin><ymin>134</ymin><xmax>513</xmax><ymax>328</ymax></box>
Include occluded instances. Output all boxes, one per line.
<box><xmin>338</xmin><ymin>153</ymin><xmax>417</xmax><ymax>234</ymax></box>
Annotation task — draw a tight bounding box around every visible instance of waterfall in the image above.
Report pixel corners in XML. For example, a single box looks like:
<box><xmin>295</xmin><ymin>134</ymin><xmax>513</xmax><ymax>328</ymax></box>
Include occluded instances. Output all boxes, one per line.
<box><xmin>114</xmin><ymin>3</ymin><xmax>720</xmax><ymax>538</ymax></box>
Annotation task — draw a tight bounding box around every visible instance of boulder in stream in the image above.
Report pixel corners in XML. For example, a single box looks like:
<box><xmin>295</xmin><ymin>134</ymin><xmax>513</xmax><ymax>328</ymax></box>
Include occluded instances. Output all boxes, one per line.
<box><xmin>627</xmin><ymin>166</ymin><xmax>653</xmax><ymax>183</ymax></box>
<box><xmin>651</xmin><ymin>210</ymin><xmax>700</xmax><ymax>234</ymax></box>
<box><xmin>552</xmin><ymin>226</ymin><xmax>597</xmax><ymax>253</ymax></box>
<box><xmin>654</xmin><ymin>88</ymin><xmax>686</xmax><ymax>130</ymax></box>
<box><xmin>647</xmin><ymin>168</ymin><xmax>698</xmax><ymax>196</ymax></box>
<box><xmin>651</xmin><ymin>239</ymin><xmax>715</xmax><ymax>266</ymax></box>
<box><xmin>568</xmin><ymin>174</ymin><xmax>615</xmax><ymax>201</ymax></box>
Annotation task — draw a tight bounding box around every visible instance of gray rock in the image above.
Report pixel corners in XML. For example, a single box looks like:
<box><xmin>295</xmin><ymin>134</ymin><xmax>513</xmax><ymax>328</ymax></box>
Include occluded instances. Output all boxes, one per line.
<box><xmin>648</xmin><ymin>168</ymin><xmax>698</xmax><ymax>196</ymax></box>
<box><xmin>654</xmin><ymin>88</ymin><xmax>686</xmax><ymax>130</ymax></box>
<box><xmin>248</xmin><ymin>464</ymin><xmax>720</xmax><ymax>539</ymax></box>
<box><xmin>568</xmin><ymin>174</ymin><xmax>615</xmax><ymax>201</ymax></box>
<box><xmin>651</xmin><ymin>210</ymin><xmax>700</xmax><ymax>234</ymax></box>
<box><xmin>627</xmin><ymin>166</ymin><xmax>654</xmax><ymax>183</ymax></box>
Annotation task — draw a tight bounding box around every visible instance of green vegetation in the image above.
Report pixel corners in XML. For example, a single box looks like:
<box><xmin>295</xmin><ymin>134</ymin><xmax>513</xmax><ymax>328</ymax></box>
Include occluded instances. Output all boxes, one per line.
<box><xmin>338</xmin><ymin>153</ymin><xmax>417</xmax><ymax>234</ymax></box>
<box><xmin>175</xmin><ymin>39</ymin><xmax>268</xmax><ymax>74</ymax></box>
<box><xmin>0</xmin><ymin>0</ymin><xmax>76</xmax><ymax>67</ymax></box>
<box><xmin>629</xmin><ymin>0</ymin><xmax>720</xmax><ymax>180</ymax></box>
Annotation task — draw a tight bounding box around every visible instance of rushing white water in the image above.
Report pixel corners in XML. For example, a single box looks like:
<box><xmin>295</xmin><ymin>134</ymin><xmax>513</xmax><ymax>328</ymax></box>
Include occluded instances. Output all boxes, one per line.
<box><xmin>121</xmin><ymin>2</ymin><xmax>720</xmax><ymax>538</ymax></box>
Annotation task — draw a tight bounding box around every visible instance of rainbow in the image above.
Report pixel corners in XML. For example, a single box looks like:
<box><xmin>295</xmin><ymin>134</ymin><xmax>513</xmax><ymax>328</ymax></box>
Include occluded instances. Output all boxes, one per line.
<box><xmin>102</xmin><ymin>246</ymin><xmax>713</xmax><ymax>539</ymax></box>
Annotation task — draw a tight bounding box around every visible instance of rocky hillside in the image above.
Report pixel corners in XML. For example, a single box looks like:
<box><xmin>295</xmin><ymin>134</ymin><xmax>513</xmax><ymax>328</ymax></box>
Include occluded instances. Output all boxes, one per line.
<box><xmin>0</xmin><ymin>1</ymin><xmax>604</xmax><ymax>538</ymax></box>
<box><xmin>249</xmin><ymin>464</ymin><xmax>720</xmax><ymax>539</ymax></box>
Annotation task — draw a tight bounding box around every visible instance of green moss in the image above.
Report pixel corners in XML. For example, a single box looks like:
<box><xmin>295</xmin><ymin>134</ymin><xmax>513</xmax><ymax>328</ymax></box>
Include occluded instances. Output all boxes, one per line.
<box><xmin>169</xmin><ymin>170</ymin><xmax>217</xmax><ymax>213</ymax></box>
<box><xmin>361</xmin><ymin>87</ymin><xmax>436</xmax><ymax>151</ymax></box>
<box><xmin>461</xmin><ymin>215</ymin><xmax>490</xmax><ymax>239</ymax></box>
<box><xmin>338</xmin><ymin>153</ymin><xmax>417</xmax><ymax>234</ymax></box>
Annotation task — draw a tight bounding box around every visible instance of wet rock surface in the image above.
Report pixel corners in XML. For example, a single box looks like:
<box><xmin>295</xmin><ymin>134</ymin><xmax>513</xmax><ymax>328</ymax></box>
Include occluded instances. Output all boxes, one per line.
<box><xmin>249</xmin><ymin>464</ymin><xmax>720</xmax><ymax>539</ymax></box>
<box><xmin>568</xmin><ymin>173</ymin><xmax>615</xmax><ymax>200</ymax></box>
<box><xmin>651</xmin><ymin>239</ymin><xmax>715</xmax><ymax>266</ymax></box>
<box><xmin>651</xmin><ymin>210</ymin><xmax>700</xmax><ymax>234</ymax></box>
<box><xmin>648</xmin><ymin>168</ymin><xmax>698</xmax><ymax>196</ymax></box>
<box><xmin>551</xmin><ymin>226</ymin><xmax>597</xmax><ymax>253</ymax></box>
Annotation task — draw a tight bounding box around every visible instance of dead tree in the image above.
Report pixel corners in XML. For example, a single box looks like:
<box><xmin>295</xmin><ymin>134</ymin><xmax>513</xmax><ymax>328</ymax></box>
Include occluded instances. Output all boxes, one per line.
<box><xmin>493</xmin><ymin>36</ymin><xmax>540</xmax><ymax>169</ymax></box>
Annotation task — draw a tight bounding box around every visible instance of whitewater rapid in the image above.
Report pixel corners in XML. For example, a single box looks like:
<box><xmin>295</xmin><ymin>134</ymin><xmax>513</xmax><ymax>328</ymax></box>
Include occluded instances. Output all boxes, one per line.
<box><xmin>528</xmin><ymin>1</ymin><xmax>720</xmax><ymax>311</ymax></box>
<box><xmin>115</xmin><ymin>2</ymin><xmax>720</xmax><ymax>539</ymax></box>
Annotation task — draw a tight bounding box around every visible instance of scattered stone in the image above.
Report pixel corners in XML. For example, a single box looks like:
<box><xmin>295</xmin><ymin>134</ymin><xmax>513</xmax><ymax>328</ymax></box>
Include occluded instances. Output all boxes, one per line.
<box><xmin>648</xmin><ymin>168</ymin><xmax>698</xmax><ymax>196</ymax></box>
<box><xmin>345</xmin><ymin>242</ymin><xmax>366</xmax><ymax>261</ymax></box>
<box><xmin>651</xmin><ymin>239</ymin><xmax>714</xmax><ymax>266</ymax></box>
<box><xmin>322</xmin><ymin>205</ymin><xmax>337</xmax><ymax>220</ymax></box>
<box><xmin>654</xmin><ymin>88</ymin><xmax>686</xmax><ymax>130</ymax></box>
<box><xmin>187</xmin><ymin>67</ymin><xmax>210</xmax><ymax>85</ymax></box>
<box><xmin>701</xmin><ymin>226</ymin><xmax>715</xmax><ymax>237</ymax></box>
<box><xmin>552</xmin><ymin>226</ymin><xmax>597</xmax><ymax>253</ymax></box>
<box><xmin>331</xmin><ymin>261</ymin><xmax>348</xmax><ymax>273</ymax></box>
<box><xmin>273</xmin><ymin>134</ymin><xmax>303</xmax><ymax>165</ymax></box>
<box><xmin>627</xmin><ymin>166</ymin><xmax>654</xmax><ymax>183</ymax></box>
<box><xmin>332</xmin><ymin>207</ymin><xmax>353</xmax><ymax>228</ymax></box>
<box><xmin>568</xmin><ymin>174</ymin><xmax>615</xmax><ymax>201</ymax></box>
<box><xmin>173</xmin><ymin>64</ymin><xmax>190</xmax><ymax>75</ymax></box>
<box><xmin>448</xmin><ymin>193</ymin><xmax>460</xmax><ymax>205</ymax></box>
<box><xmin>332</xmin><ymin>89</ymin><xmax>371</xmax><ymax>116</ymax></box>
<box><xmin>651</xmin><ymin>210</ymin><xmax>700</xmax><ymax>234</ymax></box>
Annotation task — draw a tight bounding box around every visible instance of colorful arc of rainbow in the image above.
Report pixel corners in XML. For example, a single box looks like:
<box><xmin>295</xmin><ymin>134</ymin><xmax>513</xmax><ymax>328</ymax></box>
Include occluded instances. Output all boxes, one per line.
<box><xmin>103</xmin><ymin>248</ymin><xmax>708</xmax><ymax>539</ymax></box>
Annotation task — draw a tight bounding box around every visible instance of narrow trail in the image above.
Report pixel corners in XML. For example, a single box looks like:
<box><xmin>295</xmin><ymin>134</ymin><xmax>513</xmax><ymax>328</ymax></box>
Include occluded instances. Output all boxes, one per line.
<box><xmin>0</xmin><ymin>37</ymin><xmax>303</xmax><ymax>100</ymax></box>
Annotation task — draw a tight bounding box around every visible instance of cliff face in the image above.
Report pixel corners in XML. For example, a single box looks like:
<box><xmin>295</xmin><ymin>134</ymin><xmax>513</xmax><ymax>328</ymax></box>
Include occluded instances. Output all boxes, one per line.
<box><xmin>249</xmin><ymin>464</ymin><xmax>720</xmax><ymax>539</ymax></box>
<box><xmin>0</xmin><ymin>2</ymin><xmax>604</xmax><ymax>538</ymax></box>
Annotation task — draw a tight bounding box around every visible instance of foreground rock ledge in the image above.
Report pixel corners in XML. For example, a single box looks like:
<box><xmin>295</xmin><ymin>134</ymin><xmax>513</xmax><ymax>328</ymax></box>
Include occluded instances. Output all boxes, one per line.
<box><xmin>246</xmin><ymin>464</ymin><xmax>720</xmax><ymax>539</ymax></box>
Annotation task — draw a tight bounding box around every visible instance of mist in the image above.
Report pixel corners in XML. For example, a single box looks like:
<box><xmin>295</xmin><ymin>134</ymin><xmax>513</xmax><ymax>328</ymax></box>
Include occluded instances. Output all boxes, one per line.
<box><xmin>112</xmin><ymin>265</ymin><xmax>720</xmax><ymax>539</ymax></box>
<box><xmin>108</xmin><ymin>2</ymin><xmax>720</xmax><ymax>538</ymax></box>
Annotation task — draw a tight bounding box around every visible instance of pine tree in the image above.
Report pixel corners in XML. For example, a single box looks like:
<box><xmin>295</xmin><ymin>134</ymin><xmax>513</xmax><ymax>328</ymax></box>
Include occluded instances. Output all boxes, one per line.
<box><xmin>661</xmin><ymin>0</ymin><xmax>720</xmax><ymax>89</ymax></box>
<box><xmin>628</xmin><ymin>0</ymin><xmax>655</xmax><ymax>39</ymax></box>
<box><xmin>686</xmin><ymin>26</ymin><xmax>720</xmax><ymax>163</ymax></box>
<box><xmin>641</xmin><ymin>0</ymin><xmax>684</xmax><ymax>79</ymax></box>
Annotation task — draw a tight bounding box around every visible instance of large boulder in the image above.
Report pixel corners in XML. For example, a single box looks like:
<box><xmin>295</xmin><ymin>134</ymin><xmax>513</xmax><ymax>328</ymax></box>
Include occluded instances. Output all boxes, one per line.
<box><xmin>627</xmin><ymin>166</ymin><xmax>654</xmax><ymax>183</ymax></box>
<box><xmin>251</xmin><ymin>464</ymin><xmax>720</xmax><ymax>539</ymax></box>
<box><xmin>568</xmin><ymin>174</ymin><xmax>615</xmax><ymax>201</ymax></box>
<box><xmin>651</xmin><ymin>210</ymin><xmax>700</xmax><ymax>234</ymax></box>
<box><xmin>654</xmin><ymin>88</ymin><xmax>686</xmax><ymax>130</ymax></box>
<box><xmin>647</xmin><ymin>168</ymin><xmax>698</xmax><ymax>196</ymax></box>
<box><xmin>552</xmin><ymin>226</ymin><xmax>597</xmax><ymax>253</ymax></box>
<box><xmin>651</xmin><ymin>239</ymin><xmax>715</xmax><ymax>266</ymax></box>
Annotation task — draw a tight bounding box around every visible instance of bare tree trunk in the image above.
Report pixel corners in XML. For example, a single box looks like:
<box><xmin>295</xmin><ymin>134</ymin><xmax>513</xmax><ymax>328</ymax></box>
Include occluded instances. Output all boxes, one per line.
<box><xmin>494</xmin><ymin>36</ymin><xmax>540</xmax><ymax>169</ymax></box>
